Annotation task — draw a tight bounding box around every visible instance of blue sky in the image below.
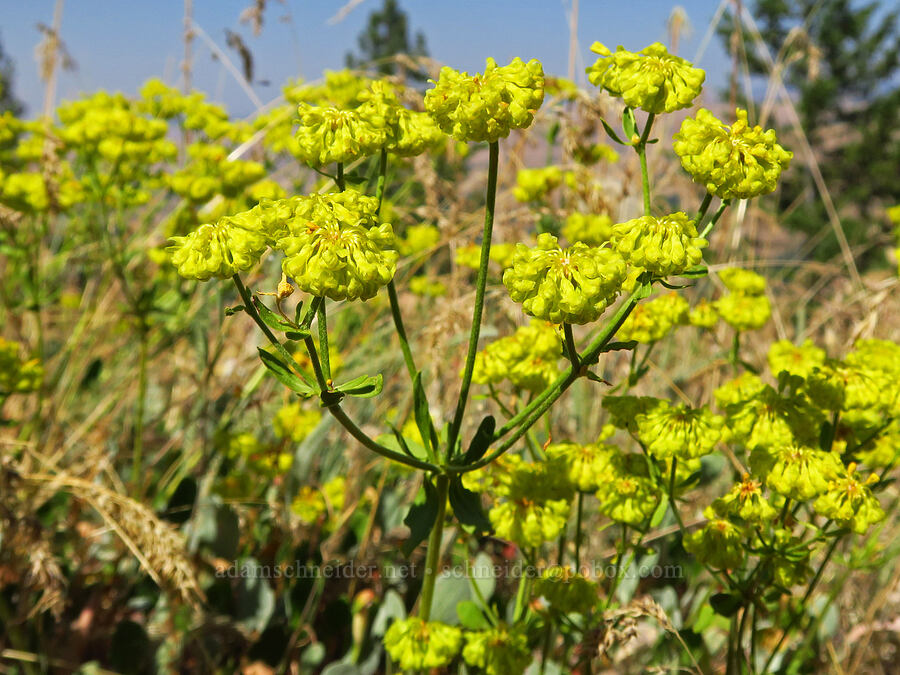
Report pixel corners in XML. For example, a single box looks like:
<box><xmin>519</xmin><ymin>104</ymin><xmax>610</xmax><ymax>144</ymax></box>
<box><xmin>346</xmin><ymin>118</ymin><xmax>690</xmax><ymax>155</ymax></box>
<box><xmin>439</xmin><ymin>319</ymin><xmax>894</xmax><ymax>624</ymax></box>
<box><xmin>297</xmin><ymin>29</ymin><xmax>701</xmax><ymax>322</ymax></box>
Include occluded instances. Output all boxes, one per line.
<box><xmin>2</xmin><ymin>0</ymin><xmax>733</xmax><ymax>118</ymax></box>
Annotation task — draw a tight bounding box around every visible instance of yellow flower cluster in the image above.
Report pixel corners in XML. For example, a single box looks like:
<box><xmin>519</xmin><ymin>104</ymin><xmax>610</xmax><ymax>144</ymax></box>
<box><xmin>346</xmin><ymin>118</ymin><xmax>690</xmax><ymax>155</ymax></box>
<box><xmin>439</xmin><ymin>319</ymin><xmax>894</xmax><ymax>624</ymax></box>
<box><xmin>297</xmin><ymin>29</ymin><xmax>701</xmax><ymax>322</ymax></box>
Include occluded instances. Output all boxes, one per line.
<box><xmin>586</xmin><ymin>42</ymin><xmax>705</xmax><ymax>114</ymax></box>
<box><xmin>277</xmin><ymin>191</ymin><xmax>398</xmax><ymax>301</ymax></box>
<box><xmin>487</xmin><ymin>455</ymin><xmax>573</xmax><ymax>548</ymax></box>
<box><xmin>633</xmin><ymin>399</ymin><xmax>725</xmax><ymax>460</ymax></box>
<box><xmin>688</xmin><ymin>299</ymin><xmax>719</xmax><ymax>328</ymax></box>
<box><xmin>455</xmin><ymin>242</ymin><xmax>517</xmax><ymax>271</ymax></box>
<box><xmin>0</xmin><ymin>338</ymin><xmax>43</xmax><ymax>394</ymax></box>
<box><xmin>673</xmin><ymin>109</ymin><xmax>792</xmax><ymax>200</ymax></box>
<box><xmin>513</xmin><ymin>166</ymin><xmax>562</xmax><ymax>202</ymax></box>
<box><xmin>562</xmin><ymin>212</ymin><xmax>614</xmax><ymax>246</ymax></box>
<box><xmin>294</xmin><ymin>104</ymin><xmax>388</xmax><ymax>167</ymax></box>
<box><xmin>617</xmin><ymin>291</ymin><xmax>689</xmax><ymax>343</ymax></box>
<box><xmin>472</xmin><ymin>320</ymin><xmax>562</xmax><ymax>393</ymax></box>
<box><xmin>545</xmin><ymin>440</ymin><xmax>619</xmax><ymax>492</ymax></box>
<box><xmin>425</xmin><ymin>57</ymin><xmax>545</xmax><ymax>143</ymax></box>
<box><xmin>533</xmin><ymin>566</ymin><xmax>598</xmax><ymax>615</ymax></box>
<box><xmin>714</xmin><ymin>267</ymin><xmax>771</xmax><ymax>331</ymax></box>
<box><xmin>610</xmin><ymin>212</ymin><xmax>707</xmax><ymax>278</ymax></box>
<box><xmin>462</xmin><ymin>624</ymin><xmax>531</xmax><ymax>675</ymax></box>
<box><xmin>358</xmin><ymin>81</ymin><xmax>445</xmax><ymax>158</ymax></box>
<box><xmin>383</xmin><ymin>617</ymin><xmax>463</xmax><ymax>671</ymax></box>
<box><xmin>273</xmin><ymin>402</ymin><xmax>322</xmax><ymax>443</ymax></box>
<box><xmin>503</xmin><ymin>233</ymin><xmax>626</xmax><ymax>324</ymax></box>
<box><xmin>168</xmin><ymin>211</ymin><xmax>270</xmax><ymax>281</ymax></box>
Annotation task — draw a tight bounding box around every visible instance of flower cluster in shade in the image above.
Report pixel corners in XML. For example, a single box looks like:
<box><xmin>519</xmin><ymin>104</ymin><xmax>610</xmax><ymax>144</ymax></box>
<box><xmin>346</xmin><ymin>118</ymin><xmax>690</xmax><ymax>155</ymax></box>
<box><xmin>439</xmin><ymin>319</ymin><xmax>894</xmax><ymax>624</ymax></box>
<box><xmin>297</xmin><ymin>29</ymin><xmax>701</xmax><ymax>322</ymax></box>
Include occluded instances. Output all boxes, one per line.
<box><xmin>472</xmin><ymin>320</ymin><xmax>563</xmax><ymax>393</ymax></box>
<box><xmin>714</xmin><ymin>267</ymin><xmax>772</xmax><ymax>331</ymax></box>
<box><xmin>617</xmin><ymin>291</ymin><xmax>689</xmax><ymax>343</ymax></box>
<box><xmin>382</xmin><ymin>617</ymin><xmax>463</xmax><ymax>671</ymax></box>
<box><xmin>562</xmin><ymin>212</ymin><xmax>614</xmax><ymax>246</ymax></box>
<box><xmin>0</xmin><ymin>338</ymin><xmax>43</xmax><ymax>394</ymax></box>
<box><xmin>674</xmin><ymin>108</ymin><xmax>793</xmax><ymax>200</ymax></box>
<box><xmin>513</xmin><ymin>166</ymin><xmax>562</xmax><ymax>202</ymax></box>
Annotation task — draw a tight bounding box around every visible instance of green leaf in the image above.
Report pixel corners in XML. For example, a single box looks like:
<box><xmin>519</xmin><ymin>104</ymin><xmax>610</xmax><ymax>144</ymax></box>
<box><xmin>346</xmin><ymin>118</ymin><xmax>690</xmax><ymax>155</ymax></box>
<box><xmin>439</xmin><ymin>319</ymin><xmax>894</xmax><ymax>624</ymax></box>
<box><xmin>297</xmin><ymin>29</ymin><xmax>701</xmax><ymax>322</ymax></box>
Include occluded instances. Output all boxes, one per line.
<box><xmin>430</xmin><ymin>573</ymin><xmax>471</xmax><ymax>625</ymax></box>
<box><xmin>678</xmin><ymin>469</ymin><xmax>703</xmax><ymax>490</ymax></box>
<box><xmin>413</xmin><ymin>372</ymin><xmax>438</xmax><ymax>455</ymax></box>
<box><xmin>600</xmin><ymin>118</ymin><xmax>627</xmax><ymax>145</ymax></box>
<box><xmin>710</xmin><ymin>592</ymin><xmax>742</xmax><ymax>617</ymax></box>
<box><xmin>600</xmin><ymin>340</ymin><xmax>638</xmax><ymax>353</ymax></box>
<box><xmin>110</xmin><ymin>620</ymin><xmax>153</xmax><ymax>673</ymax></box>
<box><xmin>285</xmin><ymin>330</ymin><xmax>311</xmax><ymax>341</ymax></box>
<box><xmin>335</xmin><ymin>374</ymin><xmax>383</xmax><ymax>398</ymax></box>
<box><xmin>401</xmin><ymin>478</ymin><xmax>439</xmax><ymax>557</ymax></box>
<box><xmin>257</xmin><ymin>348</ymin><xmax>316</xmax><ymax>395</ymax></box>
<box><xmin>235</xmin><ymin>556</ymin><xmax>276</xmax><ymax>633</ymax></box>
<box><xmin>636</xmin><ymin>279</ymin><xmax>653</xmax><ymax>300</ymax></box>
<box><xmin>457</xmin><ymin>600</ymin><xmax>490</xmax><ymax>630</ymax></box>
<box><xmin>585</xmin><ymin>371</ymin><xmax>612</xmax><ymax>385</ymax></box>
<box><xmin>471</xmin><ymin>552</ymin><xmax>496</xmax><ymax>599</ymax></box>
<box><xmin>622</xmin><ymin>107</ymin><xmax>637</xmax><ymax>140</ymax></box>
<box><xmin>462</xmin><ymin>415</ymin><xmax>495</xmax><ymax>465</ymax></box>
<box><xmin>252</xmin><ymin>297</ymin><xmax>295</xmax><ymax>331</ymax></box>
<box><xmin>693</xmin><ymin>603</ymin><xmax>716</xmax><ymax>633</ymax></box>
<box><xmin>225</xmin><ymin>304</ymin><xmax>245</xmax><ymax>316</ymax></box>
<box><xmin>293</xmin><ymin>299</ymin><xmax>305</xmax><ymax>325</ymax></box>
<box><xmin>650</xmin><ymin>494</ymin><xmax>669</xmax><ymax>528</ymax></box>
<box><xmin>381</xmin><ymin>425</ymin><xmax>429</xmax><ymax>462</ymax></box>
<box><xmin>680</xmin><ymin>265</ymin><xmax>708</xmax><ymax>277</ymax></box>
<box><xmin>448</xmin><ymin>477</ymin><xmax>491</xmax><ymax>533</ymax></box>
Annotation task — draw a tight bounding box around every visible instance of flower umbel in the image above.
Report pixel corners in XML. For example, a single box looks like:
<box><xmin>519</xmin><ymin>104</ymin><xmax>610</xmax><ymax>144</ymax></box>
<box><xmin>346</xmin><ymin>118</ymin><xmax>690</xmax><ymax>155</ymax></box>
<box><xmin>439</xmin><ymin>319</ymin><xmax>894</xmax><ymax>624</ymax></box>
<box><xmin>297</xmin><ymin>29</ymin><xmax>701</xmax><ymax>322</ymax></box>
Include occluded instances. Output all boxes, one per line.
<box><xmin>425</xmin><ymin>57</ymin><xmax>545</xmax><ymax>143</ymax></box>
<box><xmin>610</xmin><ymin>212</ymin><xmax>707</xmax><ymax>278</ymax></box>
<box><xmin>277</xmin><ymin>190</ymin><xmax>398</xmax><ymax>301</ymax></box>
<box><xmin>674</xmin><ymin>108</ymin><xmax>792</xmax><ymax>200</ymax></box>
<box><xmin>503</xmin><ymin>233</ymin><xmax>626</xmax><ymax>324</ymax></box>
<box><xmin>586</xmin><ymin>42</ymin><xmax>705</xmax><ymax>114</ymax></box>
<box><xmin>383</xmin><ymin>617</ymin><xmax>463</xmax><ymax>671</ymax></box>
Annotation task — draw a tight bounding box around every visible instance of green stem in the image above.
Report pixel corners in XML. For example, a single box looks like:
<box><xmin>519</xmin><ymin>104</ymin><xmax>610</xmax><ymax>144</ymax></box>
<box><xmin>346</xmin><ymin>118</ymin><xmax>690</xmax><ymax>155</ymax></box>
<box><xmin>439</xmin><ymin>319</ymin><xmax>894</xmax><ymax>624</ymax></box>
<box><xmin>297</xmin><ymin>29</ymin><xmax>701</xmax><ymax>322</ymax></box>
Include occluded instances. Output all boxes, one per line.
<box><xmin>301</xmin><ymin>334</ymin><xmax>329</xmax><ymax>390</ymax></box>
<box><xmin>761</xmin><ymin>535</ymin><xmax>842</xmax><ymax>674</ymax></box>
<box><xmin>605</xmin><ymin>524</ymin><xmax>634</xmax><ymax>610</ymax></box>
<box><xmin>574</xmin><ymin>491</ymin><xmax>585</xmax><ymax>572</ymax></box>
<box><xmin>726</xmin><ymin>614</ymin><xmax>738</xmax><ymax>675</ymax></box>
<box><xmin>456</xmin><ymin>287</ymin><xmax>642</xmax><ymax>473</ymax></box>
<box><xmin>374</xmin><ymin>147</ymin><xmax>388</xmax><ymax>210</ymax></box>
<box><xmin>336</xmin><ymin>161</ymin><xmax>345</xmax><ymax>191</ymax></box>
<box><xmin>446</xmin><ymin>141</ymin><xmax>499</xmax><ymax>461</ymax></box>
<box><xmin>418</xmin><ymin>474</ymin><xmax>449</xmax><ymax>621</ymax></box>
<box><xmin>328</xmin><ymin>404</ymin><xmax>438</xmax><ymax>472</ymax></box>
<box><xmin>731</xmin><ymin>332</ymin><xmax>741</xmax><ymax>370</ymax></box>
<box><xmin>375</xmin><ymin>147</ymin><xmax>419</xmax><ymax>381</ymax></box>
<box><xmin>387</xmin><ymin>281</ymin><xmax>417</xmax><ymax>380</ymax></box>
<box><xmin>694</xmin><ymin>192</ymin><xmax>714</xmax><ymax>227</ymax></box>
<box><xmin>700</xmin><ymin>199</ymin><xmax>732</xmax><ymax>239</ymax></box>
<box><xmin>232</xmin><ymin>275</ymin><xmax>301</xmax><ymax>374</ymax></box>
<box><xmin>736</xmin><ymin>603</ymin><xmax>751</xmax><ymax>674</ymax></box>
<box><xmin>563</xmin><ymin>323</ymin><xmax>580</xmax><ymax>368</ymax></box>
<box><xmin>131</xmin><ymin>326</ymin><xmax>149</xmax><ymax>495</ymax></box>
<box><xmin>317</xmin><ymin>301</ymin><xmax>331</xmax><ymax>382</ymax></box>
<box><xmin>513</xmin><ymin>552</ymin><xmax>534</xmax><ymax>621</ymax></box>
<box><xmin>233</xmin><ymin>274</ymin><xmax>439</xmax><ymax>473</ymax></box>
<box><xmin>635</xmin><ymin>112</ymin><xmax>656</xmax><ymax>216</ymax></box>
<box><xmin>668</xmin><ymin>458</ymin><xmax>729</xmax><ymax>589</ymax></box>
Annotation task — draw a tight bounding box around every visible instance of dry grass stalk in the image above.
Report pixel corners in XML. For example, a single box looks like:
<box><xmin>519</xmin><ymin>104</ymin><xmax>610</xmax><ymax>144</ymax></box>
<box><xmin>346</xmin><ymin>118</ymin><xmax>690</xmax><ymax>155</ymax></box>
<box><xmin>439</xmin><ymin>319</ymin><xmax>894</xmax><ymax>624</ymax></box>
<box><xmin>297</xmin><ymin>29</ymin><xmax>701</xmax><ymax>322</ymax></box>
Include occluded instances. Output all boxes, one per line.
<box><xmin>23</xmin><ymin>471</ymin><xmax>204</xmax><ymax>607</ymax></box>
